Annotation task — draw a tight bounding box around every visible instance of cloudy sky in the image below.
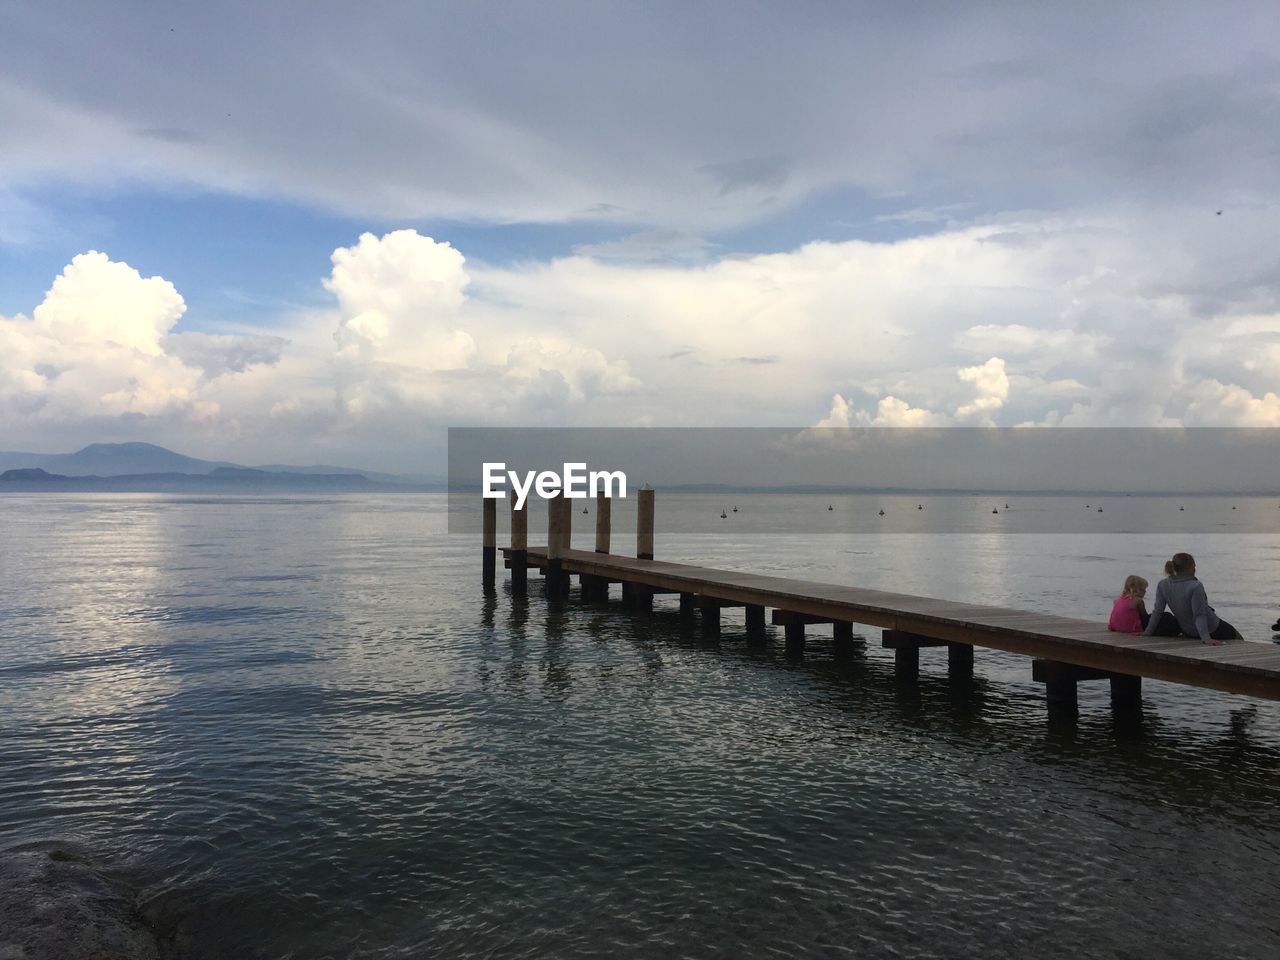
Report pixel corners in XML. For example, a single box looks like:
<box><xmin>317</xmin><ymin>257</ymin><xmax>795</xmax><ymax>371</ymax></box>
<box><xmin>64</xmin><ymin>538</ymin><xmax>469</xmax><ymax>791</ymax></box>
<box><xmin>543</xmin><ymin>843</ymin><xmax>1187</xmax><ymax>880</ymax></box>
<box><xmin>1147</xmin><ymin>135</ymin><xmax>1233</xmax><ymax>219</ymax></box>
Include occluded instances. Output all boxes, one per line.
<box><xmin>2</xmin><ymin>1</ymin><xmax>1279</xmax><ymax>472</ymax></box>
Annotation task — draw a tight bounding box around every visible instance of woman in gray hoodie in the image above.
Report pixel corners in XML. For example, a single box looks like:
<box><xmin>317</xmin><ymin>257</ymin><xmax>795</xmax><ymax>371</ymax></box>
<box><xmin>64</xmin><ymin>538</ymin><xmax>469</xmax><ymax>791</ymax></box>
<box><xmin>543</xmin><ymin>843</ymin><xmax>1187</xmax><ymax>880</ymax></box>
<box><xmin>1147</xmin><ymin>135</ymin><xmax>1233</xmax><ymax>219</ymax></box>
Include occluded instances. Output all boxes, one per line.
<box><xmin>1144</xmin><ymin>552</ymin><xmax>1240</xmax><ymax>645</ymax></box>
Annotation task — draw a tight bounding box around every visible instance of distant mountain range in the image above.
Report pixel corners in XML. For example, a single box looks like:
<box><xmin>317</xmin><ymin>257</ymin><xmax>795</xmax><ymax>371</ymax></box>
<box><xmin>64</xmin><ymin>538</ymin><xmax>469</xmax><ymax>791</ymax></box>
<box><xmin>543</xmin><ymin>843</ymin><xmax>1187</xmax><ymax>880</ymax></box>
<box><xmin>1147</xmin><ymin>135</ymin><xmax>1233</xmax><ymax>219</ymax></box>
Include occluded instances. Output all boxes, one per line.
<box><xmin>0</xmin><ymin>443</ymin><xmax>438</xmax><ymax>492</ymax></box>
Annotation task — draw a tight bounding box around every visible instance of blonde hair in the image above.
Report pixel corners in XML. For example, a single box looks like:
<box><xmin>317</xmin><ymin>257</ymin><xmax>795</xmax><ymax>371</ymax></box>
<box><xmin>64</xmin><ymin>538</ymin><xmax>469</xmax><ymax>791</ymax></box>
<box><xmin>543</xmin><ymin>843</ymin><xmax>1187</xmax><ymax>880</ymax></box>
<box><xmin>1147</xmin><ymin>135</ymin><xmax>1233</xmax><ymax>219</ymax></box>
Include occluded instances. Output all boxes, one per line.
<box><xmin>1121</xmin><ymin>575</ymin><xmax>1148</xmax><ymax>598</ymax></box>
<box><xmin>1165</xmin><ymin>552</ymin><xmax>1195</xmax><ymax>576</ymax></box>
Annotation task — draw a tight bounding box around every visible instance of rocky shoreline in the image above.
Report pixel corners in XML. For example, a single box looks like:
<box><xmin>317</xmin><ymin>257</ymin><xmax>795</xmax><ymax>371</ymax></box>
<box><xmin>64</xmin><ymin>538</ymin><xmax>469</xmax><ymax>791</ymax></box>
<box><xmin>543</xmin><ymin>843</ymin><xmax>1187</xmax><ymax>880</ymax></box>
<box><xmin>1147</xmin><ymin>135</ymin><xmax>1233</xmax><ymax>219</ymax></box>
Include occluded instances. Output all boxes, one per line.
<box><xmin>0</xmin><ymin>843</ymin><xmax>163</xmax><ymax>960</ymax></box>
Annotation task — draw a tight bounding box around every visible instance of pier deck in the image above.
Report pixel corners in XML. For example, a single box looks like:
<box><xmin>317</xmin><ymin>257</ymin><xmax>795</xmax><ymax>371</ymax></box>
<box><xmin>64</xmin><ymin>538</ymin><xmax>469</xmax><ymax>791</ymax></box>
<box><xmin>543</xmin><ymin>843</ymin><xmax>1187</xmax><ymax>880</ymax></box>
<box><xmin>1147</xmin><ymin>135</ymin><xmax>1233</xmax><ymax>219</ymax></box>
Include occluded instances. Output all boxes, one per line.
<box><xmin>503</xmin><ymin>545</ymin><xmax>1280</xmax><ymax>703</ymax></box>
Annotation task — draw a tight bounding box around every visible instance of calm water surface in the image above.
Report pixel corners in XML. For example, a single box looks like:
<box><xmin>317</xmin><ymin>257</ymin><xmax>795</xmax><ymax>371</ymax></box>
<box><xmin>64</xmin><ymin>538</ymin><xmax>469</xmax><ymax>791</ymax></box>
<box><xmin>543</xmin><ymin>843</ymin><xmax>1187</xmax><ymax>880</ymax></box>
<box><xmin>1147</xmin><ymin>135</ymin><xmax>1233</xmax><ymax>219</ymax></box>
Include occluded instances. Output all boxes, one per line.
<box><xmin>1</xmin><ymin>493</ymin><xmax>1278</xmax><ymax>959</ymax></box>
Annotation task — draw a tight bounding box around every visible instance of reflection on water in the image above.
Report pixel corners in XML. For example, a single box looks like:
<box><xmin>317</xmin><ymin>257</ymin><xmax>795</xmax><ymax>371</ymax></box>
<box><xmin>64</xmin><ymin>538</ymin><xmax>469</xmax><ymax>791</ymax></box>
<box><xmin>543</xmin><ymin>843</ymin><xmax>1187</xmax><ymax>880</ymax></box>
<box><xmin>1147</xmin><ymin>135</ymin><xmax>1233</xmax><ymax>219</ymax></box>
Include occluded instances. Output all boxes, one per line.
<box><xmin>1</xmin><ymin>493</ymin><xmax>1279</xmax><ymax>960</ymax></box>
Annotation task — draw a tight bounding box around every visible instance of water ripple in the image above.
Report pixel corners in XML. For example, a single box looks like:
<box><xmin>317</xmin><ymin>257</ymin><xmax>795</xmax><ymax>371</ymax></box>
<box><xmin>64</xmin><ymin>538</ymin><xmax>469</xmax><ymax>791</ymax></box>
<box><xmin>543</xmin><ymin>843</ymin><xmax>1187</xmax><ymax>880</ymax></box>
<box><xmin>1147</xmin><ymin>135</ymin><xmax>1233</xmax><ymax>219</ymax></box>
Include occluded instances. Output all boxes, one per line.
<box><xmin>1</xmin><ymin>494</ymin><xmax>1278</xmax><ymax>959</ymax></box>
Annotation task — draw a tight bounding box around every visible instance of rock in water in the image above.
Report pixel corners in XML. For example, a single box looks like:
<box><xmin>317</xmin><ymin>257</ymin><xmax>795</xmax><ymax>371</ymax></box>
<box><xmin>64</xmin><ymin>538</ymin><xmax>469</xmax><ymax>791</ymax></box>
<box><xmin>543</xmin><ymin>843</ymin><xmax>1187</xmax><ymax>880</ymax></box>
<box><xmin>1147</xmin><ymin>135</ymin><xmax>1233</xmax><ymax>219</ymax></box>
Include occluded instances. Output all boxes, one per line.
<box><xmin>0</xmin><ymin>844</ymin><xmax>160</xmax><ymax>960</ymax></box>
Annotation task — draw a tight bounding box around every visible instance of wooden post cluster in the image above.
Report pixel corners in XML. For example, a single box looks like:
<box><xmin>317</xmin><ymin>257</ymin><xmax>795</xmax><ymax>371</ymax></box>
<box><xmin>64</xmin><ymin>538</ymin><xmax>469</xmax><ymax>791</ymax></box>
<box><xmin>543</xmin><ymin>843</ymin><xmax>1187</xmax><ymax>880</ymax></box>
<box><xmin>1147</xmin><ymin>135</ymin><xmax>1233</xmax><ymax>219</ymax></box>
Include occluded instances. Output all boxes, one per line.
<box><xmin>882</xmin><ymin>630</ymin><xmax>969</xmax><ymax>683</ymax></box>
<box><xmin>1032</xmin><ymin>659</ymin><xmax>1142</xmax><ymax>713</ymax></box>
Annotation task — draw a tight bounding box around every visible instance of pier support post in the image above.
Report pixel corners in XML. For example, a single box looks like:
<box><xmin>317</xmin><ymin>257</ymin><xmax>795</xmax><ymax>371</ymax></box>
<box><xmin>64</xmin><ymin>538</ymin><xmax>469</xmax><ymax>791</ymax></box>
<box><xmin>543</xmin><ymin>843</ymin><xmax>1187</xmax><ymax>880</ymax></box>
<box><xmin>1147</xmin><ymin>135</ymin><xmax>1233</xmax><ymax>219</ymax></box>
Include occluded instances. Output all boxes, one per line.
<box><xmin>1032</xmin><ymin>660</ymin><xmax>1140</xmax><ymax>714</ymax></box>
<box><xmin>509</xmin><ymin>490</ymin><xmax>527</xmax><ymax>597</ymax></box>
<box><xmin>680</xmin><ymin>592</ymin><xmax>696</xmax><ymax>620</ymax></box>
<box><xmin>636</xmin><ymin>485</ymin><xmax>654</xmax><ymax>561</ymax></box>
<box><xmin>894</xmin><ymin>647</ymin><xmax>919</xmax><ymax>682</ymax></box>
<box><xmin>482</xmin><ymin>496</ymin><xmax>497</xmax><ymax>589</ymax></box>
<box><xmin>1110</xmin><ymin>674</ymin><xmax>1142</xmax><ymax>709</ymax></box>
<box><xmin>883</xmin><ymin>630</ymin><xmax>948</xmax><ymax>682</ymax></box>
<box><xmin>595</xmin><ymin>490</ymin><xmax>611</xmax><ymax>555</ymax></box>
<box><xmin>745</xmin><ymin>605</ymin><xmax>766</xmax><ymax>645</ymax></box>
<box><xmin>947</xmin><ymin>642</ymin><xmax>974</xmax><ymax>681</ymax></box>
<box><xmin>546</xmin><ymin>494</ymin><xmax>568</xmax><ymax>601</ymax></box>
<box><xmin>699</xmin><ymin>597</ymin><xmax>721</xmax><ymax>639</ymax></box>
<box><xmin>1032</xmin><ymin>660</ymin><xmax>1079</xmax><ymax>709</ymax></box>
<box><xmin>784</xmin><ymin>621</ymin><xmax>805</xmax><ymax>657</ymax></box>
<box><xmin>833</xmin><ymin>622</ymin><xmax>858</xmax><ymax>661</ymax></box>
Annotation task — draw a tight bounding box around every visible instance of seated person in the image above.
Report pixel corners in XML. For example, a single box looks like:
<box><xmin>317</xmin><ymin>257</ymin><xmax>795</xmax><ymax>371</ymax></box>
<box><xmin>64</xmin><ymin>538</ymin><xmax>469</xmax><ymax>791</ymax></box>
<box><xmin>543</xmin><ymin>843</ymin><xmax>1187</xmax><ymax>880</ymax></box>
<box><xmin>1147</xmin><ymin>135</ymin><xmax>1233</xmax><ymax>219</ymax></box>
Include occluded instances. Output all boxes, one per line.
<box><xmin>1108</xmin><ymin>575</ymin><xmax>1149</xmax><ymax>634</ymax></box>
<box><xmin>1143</xmin><ymin>553</ymin><xmax>1240</xmax><ymax>645</ymax></box>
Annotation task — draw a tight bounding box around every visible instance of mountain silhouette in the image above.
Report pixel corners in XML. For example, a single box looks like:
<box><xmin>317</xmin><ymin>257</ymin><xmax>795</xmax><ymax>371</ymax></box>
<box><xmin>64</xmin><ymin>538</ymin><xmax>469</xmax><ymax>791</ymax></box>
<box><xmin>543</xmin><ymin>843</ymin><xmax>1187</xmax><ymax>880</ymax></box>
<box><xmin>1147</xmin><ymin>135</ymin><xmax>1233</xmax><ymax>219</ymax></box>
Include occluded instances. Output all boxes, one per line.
<box><xmin>0</xmin><ymin>442</ymin><xmax>438</xmax><ymax>491</ymax></box>
<box><xmin>0</xmin><ymin>442</ymin><xmax>401</xmax><ymax>481</ymax></box>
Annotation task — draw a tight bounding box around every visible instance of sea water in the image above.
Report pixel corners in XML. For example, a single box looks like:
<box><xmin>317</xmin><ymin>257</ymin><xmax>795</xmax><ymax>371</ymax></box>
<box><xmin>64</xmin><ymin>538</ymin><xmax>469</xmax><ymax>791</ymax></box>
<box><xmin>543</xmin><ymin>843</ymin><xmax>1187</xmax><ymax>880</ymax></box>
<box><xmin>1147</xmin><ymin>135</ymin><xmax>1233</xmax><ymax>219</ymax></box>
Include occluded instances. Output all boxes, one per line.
<box><xmin>1</xmin><ymin>493</ymin><xmax>1278</xmax><ymax>958</ymax></box>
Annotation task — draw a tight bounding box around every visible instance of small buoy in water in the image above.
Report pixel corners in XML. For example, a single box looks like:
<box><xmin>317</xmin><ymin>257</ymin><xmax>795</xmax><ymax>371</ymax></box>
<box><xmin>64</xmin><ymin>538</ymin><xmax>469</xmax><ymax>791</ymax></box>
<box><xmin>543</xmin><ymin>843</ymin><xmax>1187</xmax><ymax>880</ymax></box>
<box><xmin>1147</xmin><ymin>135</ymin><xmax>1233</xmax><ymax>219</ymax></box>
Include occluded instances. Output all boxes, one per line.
<box><xmin>1097</xmin><ymin>507</ymin><xmax>1103</xmax><ymax>513</ymax></box>
<box><xmin>1232</xmin><ymin>505</ymin><xmax>1236</xmax><ymax>510</ymax></box>
<box><xmin>917</xmin><ymin>504</ymin><xmax>923</xmax><ymax>510</ymax></box>
<box><xmin>1004</xmin><ymin>503</ymin><xmax>1009</xmax><ymax>509</ymax></box>
<box><xmin>1085</xmin><ymin>504</ymin><xmax>1090</xmax><ymax>508</ymax></box>
<box><xmin>878</xmin><ymin>509</ymin><xmax>885</xmax><ymax>517</ymax></box>
<box><xmin>1180</xmin><ymin>506</ymin><xmax>1185</xmax><ymax>511</ymax></box>
<box><xmin>732</xmin><ymin>506</ymin><xmax>738</xmax><ymax>513</ymax></box>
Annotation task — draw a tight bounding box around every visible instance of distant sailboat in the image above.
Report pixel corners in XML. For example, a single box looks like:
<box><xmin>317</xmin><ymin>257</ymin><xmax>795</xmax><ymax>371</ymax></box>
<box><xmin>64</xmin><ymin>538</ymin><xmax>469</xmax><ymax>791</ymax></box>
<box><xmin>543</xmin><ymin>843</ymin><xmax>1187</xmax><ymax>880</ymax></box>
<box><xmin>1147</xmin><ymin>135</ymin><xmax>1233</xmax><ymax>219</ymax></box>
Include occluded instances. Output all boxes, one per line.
<box><xmin>917</xmin><ymin>504</ymin><xmax>923</xmax><ymax>510</ymax></box>
<box><xmin>720</xmin><ymin>509</ymin><xmax>727</xmax><ymax>519</ymax></box>
<box><xmin>878</xmin><ymin>509</ymin><xmax>885</xmax><ymax>517</ymax></box>
<box><xmin>1180</xmin><ymin>506</ymin><xmax>1185</xmax><ymax>511</ymax></box>
<box><xmin>1097</xmin><ymin>507</ymin><xmax>1103</xmax><ymax>513</ymax></box>
<box><xmin>582</xmin><ymin>507</ymin><xmax>588</xmax><ymax>514</ymax></box>
<box><xmin>827</xmin><ymin>505</ymin><xmax>833</xmax><ymax>511</ymax></box>
<box><xmin>992</xmin><ymin>508</ymin><xmax>998</xmax><ymax>514</ymax></box>
<box><xmin>732</xmin><ymin>506</ymin><xmax>738</xmax><ymax>513</ymax></box>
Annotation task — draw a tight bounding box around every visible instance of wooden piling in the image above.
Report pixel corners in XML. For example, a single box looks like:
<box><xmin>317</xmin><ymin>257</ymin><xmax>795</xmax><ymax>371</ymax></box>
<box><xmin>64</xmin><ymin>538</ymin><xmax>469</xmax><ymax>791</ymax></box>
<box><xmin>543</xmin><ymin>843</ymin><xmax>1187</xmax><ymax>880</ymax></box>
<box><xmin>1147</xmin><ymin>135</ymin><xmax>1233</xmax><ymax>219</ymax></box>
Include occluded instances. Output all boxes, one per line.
<box><xmin>883</xmin><ymin>630</ymin><xmax>948</xmax><ymax>682</ymax></box>
<box><xmin>482</xmin><ymin>496</ymin><xmax>497</xmax><ymax>588</ymax></box>
<box><xmin>636</xmin><ymin>485</ymin><xmax>654</xmax><ymax>561</ymax></box>
<box><xmin>509</xmin><ymin>490</ymin><xmax>527</xmax><ymax>596</ymax></box>
<box><xmin>699</xmin><ymin>597</ymin><xmax>721</xmax><ymax>639</ymax></box>
<box><xmin>1110</xmin><ymin>674</ymin><xmax>1142</xmax><ymax>709</ymax></box>
<box><xmin>784</xmin><ymin>620</ymin><xmax>805</xmax><ymax>657</ymax></box>
<box><xmin>745</xmin><ymin>604</ymin><xmax>766</xmax><ymax>645</ymax></box>
<box><xmin>546</xmin><ymin>494</ymin><xmax>567</xmax><ymax>600</ymax></box>
<box><xmin>947</xmin><ymin>642</ymin><xmax>974</xmax><ymax>681</ymax></box>
<box><xmin>894</xmin><ymin>646</ymin><xmax>919</xmax><ymax>681</ymax></box>
<box><xmin>833</xmin><ymin>621</ymin><xmax>858</xmax><ymax>661</ymax></box>
<box><xmin>582</xmin><ymin>493</ymin><xmax>606</xmax><ymax>600</ymax></box>
<box><xmin>595</xmin><ymin>491</ymin><xmax>611</xmax><ymax>554</ymax></box>
<box><xmin>1045</xmin><ymin>670</ymin><xmax>1077</xmax><ymax>707</ymax></box>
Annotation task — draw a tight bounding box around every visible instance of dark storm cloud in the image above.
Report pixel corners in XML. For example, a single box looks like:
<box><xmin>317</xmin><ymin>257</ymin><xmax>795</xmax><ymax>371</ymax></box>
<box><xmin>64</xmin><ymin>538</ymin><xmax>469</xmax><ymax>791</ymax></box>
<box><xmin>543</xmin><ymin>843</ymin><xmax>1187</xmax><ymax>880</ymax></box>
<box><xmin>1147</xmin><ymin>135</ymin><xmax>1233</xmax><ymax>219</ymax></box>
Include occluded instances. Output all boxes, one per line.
<box><xmin>699</xmin><ymin>156</ymin><xmax>791</xmax><ymax>196</ymax></box>
<box><xmin>3</xmin><ymin>1</ymin><xmax>1279</xmax><ymax>229</ymax></box>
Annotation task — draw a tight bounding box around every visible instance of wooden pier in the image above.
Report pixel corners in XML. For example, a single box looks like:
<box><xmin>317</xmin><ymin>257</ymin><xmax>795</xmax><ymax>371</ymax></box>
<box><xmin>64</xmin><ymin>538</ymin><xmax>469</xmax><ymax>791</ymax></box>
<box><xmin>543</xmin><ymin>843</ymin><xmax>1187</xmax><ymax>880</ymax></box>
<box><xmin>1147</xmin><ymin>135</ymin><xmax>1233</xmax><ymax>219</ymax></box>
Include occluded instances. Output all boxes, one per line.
<box><xmin>482</xmin><ymin>491</ymin><xmax>1280</xmax><ymax>713</ymax></box>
